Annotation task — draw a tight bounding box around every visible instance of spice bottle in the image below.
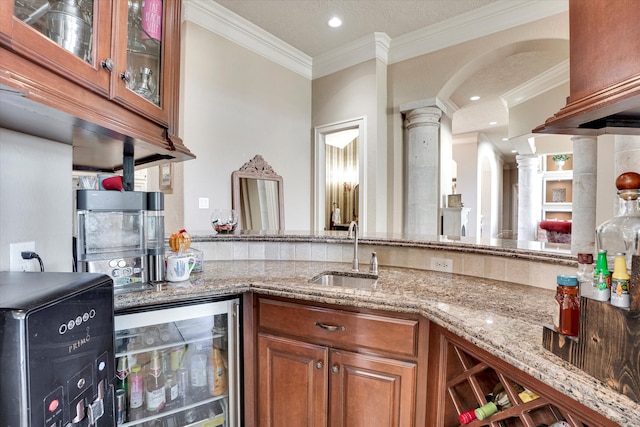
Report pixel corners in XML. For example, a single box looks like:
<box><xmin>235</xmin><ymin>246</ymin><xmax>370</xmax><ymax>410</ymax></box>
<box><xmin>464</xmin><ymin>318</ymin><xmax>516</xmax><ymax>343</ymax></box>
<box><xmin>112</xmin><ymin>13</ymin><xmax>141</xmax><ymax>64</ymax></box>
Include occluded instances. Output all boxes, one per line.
<box><xmin>576</xmin><ymin>253</ymin><xmax>594</xmax><ymax>297</ymax></box>
<box><xmin>592</xmin><ymin>250</ymin><xmax>611</xmax><ymax>302</ymax></box>
<box><xmin>611</xmin><ymin>253</ymin><xmax>630</xmax><ymax>308</ymax></box>
<box><xmin>553</xmin><ymin>275</ymin><xmax>579</xmax><ymax>336</ymax></box>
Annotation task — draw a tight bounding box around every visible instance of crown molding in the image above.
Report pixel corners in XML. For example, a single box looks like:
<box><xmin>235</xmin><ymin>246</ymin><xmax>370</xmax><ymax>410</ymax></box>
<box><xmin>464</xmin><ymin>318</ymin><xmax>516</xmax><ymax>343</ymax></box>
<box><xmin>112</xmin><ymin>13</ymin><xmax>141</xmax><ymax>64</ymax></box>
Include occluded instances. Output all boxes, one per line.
<box><xmin>389</xmin><ymin>0</ymin><xmax>568</xmax><ymax>64</ymax></box>
<box><xmin>312</xmin><ymin>33</ymin><xmax>391</xmax><ymax>79</ymax></box>
<box><xmin>183</xmin><ymin>0</ymin><xmax>567</xmax><ymax>81</ymax></box>
<box><xmin>501</xmin><ymin>59</ymin><xmax>569</xmax><ymax>108</ymax></box>
<box><xmin>183</xmin><ymin>0</ymin><xmax>313</xmax><ymax>79</ymax></box>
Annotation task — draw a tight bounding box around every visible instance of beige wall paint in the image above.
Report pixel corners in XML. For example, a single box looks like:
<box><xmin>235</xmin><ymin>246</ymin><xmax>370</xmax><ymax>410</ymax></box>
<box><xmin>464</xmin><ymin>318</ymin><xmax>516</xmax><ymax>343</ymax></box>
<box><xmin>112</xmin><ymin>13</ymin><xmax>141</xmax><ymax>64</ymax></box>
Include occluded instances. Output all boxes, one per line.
<box><xmin>312</xmin><ymin>59</ymin><xmax>387</xmax><ymax>233</ymax></box>
<box><xmin>181</xmin><ymin>22</ymin><xmax>312</xmax><ymax>233</ymax></box>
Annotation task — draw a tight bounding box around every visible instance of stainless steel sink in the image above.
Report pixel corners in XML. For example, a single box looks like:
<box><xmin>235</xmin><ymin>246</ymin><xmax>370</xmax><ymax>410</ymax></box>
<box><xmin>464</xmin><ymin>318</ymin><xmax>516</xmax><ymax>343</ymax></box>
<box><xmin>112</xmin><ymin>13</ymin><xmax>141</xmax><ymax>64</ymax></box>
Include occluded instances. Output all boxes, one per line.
<box><xmin>309</xmin><ymin>271</ymin><xmax>378</xmax><ymax>289</ymax></box>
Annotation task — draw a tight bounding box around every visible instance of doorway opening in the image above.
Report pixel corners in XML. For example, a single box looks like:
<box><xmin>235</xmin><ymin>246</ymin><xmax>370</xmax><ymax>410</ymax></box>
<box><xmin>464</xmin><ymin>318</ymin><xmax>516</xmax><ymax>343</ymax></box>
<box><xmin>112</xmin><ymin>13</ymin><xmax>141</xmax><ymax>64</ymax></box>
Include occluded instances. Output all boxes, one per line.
<box><xmin>313</xmin><ymin>118</ymin><xmax>366</xmax><ymax>232</ymax></box>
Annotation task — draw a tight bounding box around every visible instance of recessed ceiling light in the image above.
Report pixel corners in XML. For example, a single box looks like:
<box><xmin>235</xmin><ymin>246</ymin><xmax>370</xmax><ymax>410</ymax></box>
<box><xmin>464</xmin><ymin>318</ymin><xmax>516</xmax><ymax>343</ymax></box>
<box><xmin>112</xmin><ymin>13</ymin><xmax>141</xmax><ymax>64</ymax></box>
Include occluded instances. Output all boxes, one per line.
<box><xmin>511</xmin><ymin>150</ymin><xmax>517</xmax><ymax>153</ymax></box>
<box><xmin>470</xmin><ymin>96</ymin><xmax>480</xmax><ymax>101</ymax></box>
<box><xmin>502</xmin><ymin>137</ymin><xmax>508</xmax><ymax>141</ymax></box>
<box><xmin>489</xmin><ymin>121</ymin><xmax>497</xmax><ymax>125</ymax></box>
<box><xmin>328</xmin><ymin>17</ymin><xmax>342</xmax><ymax>28</ymax></box>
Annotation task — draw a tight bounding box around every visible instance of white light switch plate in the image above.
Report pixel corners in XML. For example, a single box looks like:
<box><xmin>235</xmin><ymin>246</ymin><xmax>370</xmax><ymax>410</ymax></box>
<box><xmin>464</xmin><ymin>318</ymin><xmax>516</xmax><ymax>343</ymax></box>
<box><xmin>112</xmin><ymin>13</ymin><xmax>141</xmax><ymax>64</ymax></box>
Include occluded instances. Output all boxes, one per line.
<box><xmin>199</xmin><ymin>197</ymin><xmax>209</xmax><ymax>209</ymax></box>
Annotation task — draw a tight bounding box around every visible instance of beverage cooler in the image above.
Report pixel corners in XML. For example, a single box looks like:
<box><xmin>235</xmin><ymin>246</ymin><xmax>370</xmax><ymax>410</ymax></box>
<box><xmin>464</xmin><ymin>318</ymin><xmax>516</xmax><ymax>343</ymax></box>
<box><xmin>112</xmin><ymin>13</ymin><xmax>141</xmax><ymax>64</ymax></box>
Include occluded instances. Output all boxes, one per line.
<box><xmin>114</xmin><ymin>298</ymin><xmax>241</xmax><ymax>427</ymax></box>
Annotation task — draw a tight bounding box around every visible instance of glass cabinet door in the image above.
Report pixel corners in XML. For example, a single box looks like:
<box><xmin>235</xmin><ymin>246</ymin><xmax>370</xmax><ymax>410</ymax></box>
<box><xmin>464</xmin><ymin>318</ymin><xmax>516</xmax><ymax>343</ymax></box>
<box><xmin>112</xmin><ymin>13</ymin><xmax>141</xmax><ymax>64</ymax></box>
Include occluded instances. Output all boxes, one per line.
<box><xmin>14</xmin><ymin>0</ymin><xmax>94</xmax><ymax>63</ymax></box>
<box><xmin>112</xmin><ymin>0</ymin><xmax>170</xmax><ymax>125</ymax></box>
<box><xmin>125</xmin><ymin>0</ymin><xmax>162</xmax><ymax>106</ymax></box>
<box><xmin>4</xmin><ymin>0</ymin><xmax>112</xmax><ymax>93</ymax></box>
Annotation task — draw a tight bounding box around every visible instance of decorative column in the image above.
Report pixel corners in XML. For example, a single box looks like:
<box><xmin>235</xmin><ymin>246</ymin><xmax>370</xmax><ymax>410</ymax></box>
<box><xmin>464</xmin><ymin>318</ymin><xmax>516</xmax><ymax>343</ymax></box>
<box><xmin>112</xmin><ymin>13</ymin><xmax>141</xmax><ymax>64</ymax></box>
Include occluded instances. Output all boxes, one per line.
<box><xmin>614</xmin><ymin>135</ymin><xmax>640</xmax><ymax>177</ymax></box>
<box><xmin>516</xmin><ymin>154</ymin><xmax>542</xmax><ymax>242</ymax></box>
<box><xmin>403</xmin><ymin>107</ymin><xmax>442</xmax><ymax>236</ymax></box>
<box><xmin>571</xmin><ymin>136</ymin><xmax>597</xmax><ymax>254</ymax></box>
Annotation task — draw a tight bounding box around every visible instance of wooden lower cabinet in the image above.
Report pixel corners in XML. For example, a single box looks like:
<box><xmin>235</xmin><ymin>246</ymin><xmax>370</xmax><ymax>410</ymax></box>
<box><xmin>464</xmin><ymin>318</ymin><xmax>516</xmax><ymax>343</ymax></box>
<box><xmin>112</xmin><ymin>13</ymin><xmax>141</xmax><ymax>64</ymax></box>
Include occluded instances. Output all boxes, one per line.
<box><xmin>246</xmin><ymin>295</ymin><xmax>620</xmax><ymax>427</ymax></box>
<box><xmin>257</xmin><ymin>333</ymin><xmax>328</xmax><ymax>426</ymax></box>
<box><xmin>329</xmin><ymin>349</ymin><xmax>417</xmax><ymax>427</ymax></box>
<box><xmin>426</xmin><ymin>324</ymin><xmax>620</xmax><ymax>427</ymax></box>
<box><xmin>252</xmin><ymin>296</ymin><xmax>427</xmax><ymax>427</ymax></box>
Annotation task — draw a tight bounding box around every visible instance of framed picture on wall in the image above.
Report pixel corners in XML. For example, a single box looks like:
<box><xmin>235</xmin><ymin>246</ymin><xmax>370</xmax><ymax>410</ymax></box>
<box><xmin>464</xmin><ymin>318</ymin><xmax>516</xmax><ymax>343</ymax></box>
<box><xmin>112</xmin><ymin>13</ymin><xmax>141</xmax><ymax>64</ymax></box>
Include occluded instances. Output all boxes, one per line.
<box><xmin>159</xmin><ymin>163</ymin><xmax>173</xmax><ymax>190</ymax></box>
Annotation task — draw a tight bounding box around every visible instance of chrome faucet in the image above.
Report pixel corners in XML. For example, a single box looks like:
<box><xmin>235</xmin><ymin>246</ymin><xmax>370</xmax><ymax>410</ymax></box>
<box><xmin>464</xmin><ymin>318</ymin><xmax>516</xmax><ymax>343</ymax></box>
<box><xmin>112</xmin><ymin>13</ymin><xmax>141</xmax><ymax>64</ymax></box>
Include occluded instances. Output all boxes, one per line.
<box><xmin>348</xmin><ymin>221</ymin><xmax>359</xmax><ymax>271</ymax></box>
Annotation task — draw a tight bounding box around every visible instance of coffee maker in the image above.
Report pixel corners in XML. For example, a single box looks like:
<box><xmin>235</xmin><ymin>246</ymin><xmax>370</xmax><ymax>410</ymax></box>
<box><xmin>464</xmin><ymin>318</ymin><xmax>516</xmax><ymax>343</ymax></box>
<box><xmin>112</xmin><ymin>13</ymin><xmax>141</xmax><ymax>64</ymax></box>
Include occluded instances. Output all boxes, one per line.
<box><xmin>75</xmin><ymin>190</ymin><xmax>165</xmax><ymax>291</ymax></box>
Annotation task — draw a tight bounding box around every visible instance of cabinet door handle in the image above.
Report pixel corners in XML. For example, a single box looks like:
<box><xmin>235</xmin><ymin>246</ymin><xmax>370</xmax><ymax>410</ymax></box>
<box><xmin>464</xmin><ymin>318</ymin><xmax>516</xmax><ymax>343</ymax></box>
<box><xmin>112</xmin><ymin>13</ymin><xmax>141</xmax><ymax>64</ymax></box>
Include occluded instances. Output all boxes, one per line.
<box><xmin>120</xmin><ymin>71</ymin><xmax>132</xmax><ymax>83</ymax></box>
<box><xmin>331</xmin><ymin>365</ymin><xmax>339</xmax><ymax>375</ymax></box>
<box><xmin>315</xmin><ymin>361</ymin><xmax>323</xmax><ymax>370</ymax></box>
<box><xmin>314</xmin><ymin>321</ymin><xmax>345</xmax><ymax>332</ymax></box>
<box><xmin>100</xmin><ymin>59</ymin><xmax>113</xmax><ymax>72</ymax></box>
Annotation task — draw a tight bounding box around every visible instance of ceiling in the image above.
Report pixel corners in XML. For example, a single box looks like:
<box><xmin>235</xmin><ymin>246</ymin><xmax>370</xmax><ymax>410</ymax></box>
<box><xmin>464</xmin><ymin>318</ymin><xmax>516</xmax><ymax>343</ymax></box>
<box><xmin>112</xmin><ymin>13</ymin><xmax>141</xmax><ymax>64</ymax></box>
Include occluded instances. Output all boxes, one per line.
<box><xmin>211</xmin><ymin>0</ymin><xmax>570</xmax><ymax>162</ymax></box>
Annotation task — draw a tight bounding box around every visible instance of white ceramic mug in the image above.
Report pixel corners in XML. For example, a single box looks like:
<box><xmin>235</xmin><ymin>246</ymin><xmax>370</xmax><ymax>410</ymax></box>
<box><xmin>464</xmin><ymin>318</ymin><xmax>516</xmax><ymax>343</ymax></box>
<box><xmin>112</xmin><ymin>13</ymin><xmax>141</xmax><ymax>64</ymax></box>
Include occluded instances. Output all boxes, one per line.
<box><xmin>166</xmin><ymin>255</ymin><xmax>196</xmax><ymax>282</ymax></box>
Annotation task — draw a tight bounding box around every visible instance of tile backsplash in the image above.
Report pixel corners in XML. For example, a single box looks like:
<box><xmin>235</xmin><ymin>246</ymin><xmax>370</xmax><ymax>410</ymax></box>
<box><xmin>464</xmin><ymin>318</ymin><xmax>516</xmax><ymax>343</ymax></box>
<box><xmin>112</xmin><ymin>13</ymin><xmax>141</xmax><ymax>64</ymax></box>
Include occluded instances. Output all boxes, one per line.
<box><xmin>191</xmin><ymin>240</ymin><xmax>573</xmax><ymax>291</ymax></box>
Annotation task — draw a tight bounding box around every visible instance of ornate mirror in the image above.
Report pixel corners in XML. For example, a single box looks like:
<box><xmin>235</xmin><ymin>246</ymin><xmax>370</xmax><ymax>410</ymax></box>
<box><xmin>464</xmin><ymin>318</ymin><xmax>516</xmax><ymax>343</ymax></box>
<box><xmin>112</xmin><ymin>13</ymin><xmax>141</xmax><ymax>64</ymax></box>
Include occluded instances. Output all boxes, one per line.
<box><xmin>232</xmin><ymin>155</ymin><xmax>284</xmax><ymax>231</ymax></box>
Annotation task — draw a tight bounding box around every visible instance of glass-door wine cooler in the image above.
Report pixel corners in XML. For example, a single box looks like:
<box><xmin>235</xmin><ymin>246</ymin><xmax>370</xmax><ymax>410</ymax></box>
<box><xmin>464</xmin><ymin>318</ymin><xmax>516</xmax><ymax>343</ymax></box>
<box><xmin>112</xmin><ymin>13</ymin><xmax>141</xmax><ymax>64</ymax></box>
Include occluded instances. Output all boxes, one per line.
<box><xmin>114</xmin><ymin>298</ymin><xmax>240</xmax><ymax>427</ymax></box>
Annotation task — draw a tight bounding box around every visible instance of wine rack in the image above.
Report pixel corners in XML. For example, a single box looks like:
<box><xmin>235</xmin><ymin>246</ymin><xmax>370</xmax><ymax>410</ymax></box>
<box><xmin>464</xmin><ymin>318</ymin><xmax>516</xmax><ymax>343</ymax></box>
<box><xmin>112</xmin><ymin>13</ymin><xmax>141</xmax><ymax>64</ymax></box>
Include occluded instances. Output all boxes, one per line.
<box><xmin>428</xmin><ymin>324</ymin><xmax>619</xmax><ymax>427</ymax></box>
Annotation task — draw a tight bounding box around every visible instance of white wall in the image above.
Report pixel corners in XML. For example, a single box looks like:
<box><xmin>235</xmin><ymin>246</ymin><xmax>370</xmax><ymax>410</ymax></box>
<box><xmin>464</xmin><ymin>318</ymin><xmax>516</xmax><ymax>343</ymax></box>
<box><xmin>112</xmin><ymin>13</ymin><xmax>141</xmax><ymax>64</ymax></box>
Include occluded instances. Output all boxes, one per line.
<box><xmin>0</xmin><ymin>128</ymin><xmax>73</xmax><ymax>272</ymax></box>
<box><xmin>180</xmin><ymin>22</ymin><xmax>312</xmax><ymax>233</ymax></box>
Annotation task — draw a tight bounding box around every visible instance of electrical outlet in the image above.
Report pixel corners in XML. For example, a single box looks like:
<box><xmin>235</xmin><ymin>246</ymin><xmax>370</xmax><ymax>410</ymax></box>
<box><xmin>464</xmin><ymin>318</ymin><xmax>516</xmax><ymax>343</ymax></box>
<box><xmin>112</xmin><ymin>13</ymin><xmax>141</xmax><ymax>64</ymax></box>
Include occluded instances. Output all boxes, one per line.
<box><xmin>199</xmin><ymin>197</ymin><xmax>209</xmax><ymax>209</ymax></box>
<box><xmin>10</xmin><ymin>241</ymin><xmax>36</xmax><ymax>272</ymax></box>
<box><xmin>430</xmin><ymin>257</ymin><xmax>453</xmax><ymax>273</ymax></box>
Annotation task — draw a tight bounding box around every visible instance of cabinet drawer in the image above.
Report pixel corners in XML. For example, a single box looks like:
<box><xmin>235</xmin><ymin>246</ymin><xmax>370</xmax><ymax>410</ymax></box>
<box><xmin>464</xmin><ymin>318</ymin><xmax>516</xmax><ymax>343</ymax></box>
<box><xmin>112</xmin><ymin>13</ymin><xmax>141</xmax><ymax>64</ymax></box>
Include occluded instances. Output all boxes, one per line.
<box><xmin>258</xmin><ymin>298</ymin><xmax>419</xmax><ymax>358</ymax></box>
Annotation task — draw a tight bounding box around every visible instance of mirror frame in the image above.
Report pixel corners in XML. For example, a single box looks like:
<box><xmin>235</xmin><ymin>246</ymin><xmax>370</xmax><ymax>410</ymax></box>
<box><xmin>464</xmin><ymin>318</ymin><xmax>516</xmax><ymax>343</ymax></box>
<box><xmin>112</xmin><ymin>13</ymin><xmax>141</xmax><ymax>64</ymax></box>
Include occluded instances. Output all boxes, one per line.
<box><xmin>232</xmin><ymin>155</ymin><xmax>285</xmax><ymax>231</ymax></box>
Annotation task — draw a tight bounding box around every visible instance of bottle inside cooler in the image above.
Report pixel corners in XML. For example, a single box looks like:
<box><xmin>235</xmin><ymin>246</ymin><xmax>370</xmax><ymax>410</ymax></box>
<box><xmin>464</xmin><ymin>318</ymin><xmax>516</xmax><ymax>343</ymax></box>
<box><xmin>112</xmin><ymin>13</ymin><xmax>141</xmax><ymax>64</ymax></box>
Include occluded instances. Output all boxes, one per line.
<box><xmin>114</xmin><ymin>302</ymin><xmax>235</xmax><ymax>427</ymax></box>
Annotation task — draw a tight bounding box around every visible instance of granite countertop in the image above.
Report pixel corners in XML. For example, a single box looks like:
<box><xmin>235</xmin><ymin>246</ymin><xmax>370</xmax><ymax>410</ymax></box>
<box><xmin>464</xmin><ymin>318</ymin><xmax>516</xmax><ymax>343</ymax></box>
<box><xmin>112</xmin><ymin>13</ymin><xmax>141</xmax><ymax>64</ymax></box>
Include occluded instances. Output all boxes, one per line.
<box><xmin>115</xmin><ymin>260</ymin><xmax>637</xmax><ymax>426</ymax></box>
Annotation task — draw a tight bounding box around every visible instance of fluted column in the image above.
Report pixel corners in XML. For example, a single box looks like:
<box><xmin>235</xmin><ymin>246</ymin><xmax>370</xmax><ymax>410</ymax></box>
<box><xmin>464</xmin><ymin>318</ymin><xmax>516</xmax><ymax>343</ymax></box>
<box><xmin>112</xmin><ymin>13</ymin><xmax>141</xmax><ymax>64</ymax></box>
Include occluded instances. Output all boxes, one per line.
<box><xmin>571</xmin><ymin>136</ymin><xmax>597</xmax><ymax>254</ymax></box>
<box><xmin>516</xmin><ymin>154</ymin><xmax>542</xmax><ymax>241</ymax></box>
<box><xmin>404</xmin><ymin>107</ymin><xmax>443</xmax><ymax>235</ymax></box>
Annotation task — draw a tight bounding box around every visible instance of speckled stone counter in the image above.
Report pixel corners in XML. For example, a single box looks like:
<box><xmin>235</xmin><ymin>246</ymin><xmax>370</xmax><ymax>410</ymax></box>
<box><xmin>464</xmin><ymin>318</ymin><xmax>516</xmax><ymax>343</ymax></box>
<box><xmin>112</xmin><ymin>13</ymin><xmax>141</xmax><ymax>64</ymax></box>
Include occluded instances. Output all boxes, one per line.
<box><xmin>115</xmin><ymin>260</ymin><xmax>638</xmax><ymax>426</ymax></box>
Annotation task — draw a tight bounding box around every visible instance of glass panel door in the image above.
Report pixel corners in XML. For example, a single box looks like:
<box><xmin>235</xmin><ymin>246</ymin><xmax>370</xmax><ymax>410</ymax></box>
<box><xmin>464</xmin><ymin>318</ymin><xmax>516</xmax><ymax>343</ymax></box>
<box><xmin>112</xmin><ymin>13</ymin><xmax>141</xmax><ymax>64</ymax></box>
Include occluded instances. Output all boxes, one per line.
<box><xmin>14</xmin><ymin>0</ymin><xmax>94</xmax><ymax>63</ymax></box>
<box><xmin>125</xmin><ymin>0</ymin><xmax>162</xmax><ymax>106</ymax></box>
<box><xmin>115</xmin><ymin>300</ymin><xmax>238</xmax><ymax>427</ymax></box>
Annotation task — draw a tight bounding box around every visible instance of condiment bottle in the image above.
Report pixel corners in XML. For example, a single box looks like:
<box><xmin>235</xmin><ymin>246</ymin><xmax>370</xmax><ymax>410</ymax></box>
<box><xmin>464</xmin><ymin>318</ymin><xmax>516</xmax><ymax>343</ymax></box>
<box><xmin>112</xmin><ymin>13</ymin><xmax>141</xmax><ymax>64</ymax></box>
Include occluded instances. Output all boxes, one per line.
<box><xmin>592</xmin><ymin>249</ymin><xmax>611</xmax><ymax>302</ymax></box>
<box><xmin>611</xmin><ymin>253</ymin><xmax>630</xmax><ymax>308</ymax></box>
<box><xmin>576</xmin><ymin>253</ymin><xmax>594</xmax><ymax>297</ymax></box>
<box><xmin>554</xmin><ymin>275</ymin><xmax>579</xmax><ymax>336</ymax></box>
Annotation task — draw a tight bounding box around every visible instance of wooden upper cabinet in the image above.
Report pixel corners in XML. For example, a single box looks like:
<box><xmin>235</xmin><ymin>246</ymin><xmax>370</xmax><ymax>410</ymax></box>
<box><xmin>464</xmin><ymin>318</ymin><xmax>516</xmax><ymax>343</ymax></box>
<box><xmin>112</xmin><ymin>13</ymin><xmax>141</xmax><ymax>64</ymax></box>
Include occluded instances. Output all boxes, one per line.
<box><xmin>110</xmin><ymin>0</ymin><xmax>175</xmax><ymax>126</ymax></box>
<box><xmin>0</xmin><ymin>0</ymin><xmax>192</xmax><ymax>170</ymax></box>
<box><xmin>534</xmin><ymin>0</ymin><xmax>640</xmax><ymax>135</ymax></box>
<box><xmin>0</xmin><ymin>0</ymin><xmax>112</xmax><ymax>95</ymax></box>
<box><xmin>1</xmin><ymin>0</ymin><xmax>175</xmax><ymax>127</ymax></box>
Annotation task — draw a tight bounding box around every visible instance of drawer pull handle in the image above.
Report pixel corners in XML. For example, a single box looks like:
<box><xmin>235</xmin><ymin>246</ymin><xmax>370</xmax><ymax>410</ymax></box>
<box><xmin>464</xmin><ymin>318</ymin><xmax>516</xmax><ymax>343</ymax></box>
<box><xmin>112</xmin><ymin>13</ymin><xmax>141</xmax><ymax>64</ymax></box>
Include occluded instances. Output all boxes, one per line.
<box><xmin>331</xmin><ymin>365</ymin><xmax>339</xmax><ymax>375</ymax></box>
<box><xmin>314</xmin><ymin>321</ymin><xmax>345</xmax><ymax>331</ymax></box>
<box><xmin>315</xmin><ymin>361</ymin><xmax>323</xmax><ymax>370</ymax></box>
